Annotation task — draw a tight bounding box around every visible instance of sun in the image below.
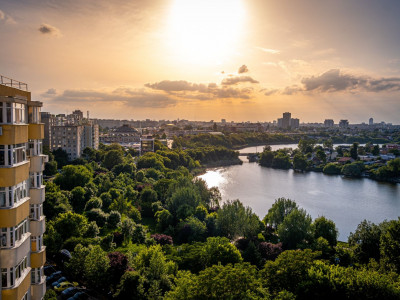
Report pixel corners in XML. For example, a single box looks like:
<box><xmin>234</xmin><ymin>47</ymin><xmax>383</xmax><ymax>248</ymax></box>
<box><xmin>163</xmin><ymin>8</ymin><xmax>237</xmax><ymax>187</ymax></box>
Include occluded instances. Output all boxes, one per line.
<box><xmin>167</xmin><ymin>0</ymin><xmax>245</xmax><ymax>65</ymax></box>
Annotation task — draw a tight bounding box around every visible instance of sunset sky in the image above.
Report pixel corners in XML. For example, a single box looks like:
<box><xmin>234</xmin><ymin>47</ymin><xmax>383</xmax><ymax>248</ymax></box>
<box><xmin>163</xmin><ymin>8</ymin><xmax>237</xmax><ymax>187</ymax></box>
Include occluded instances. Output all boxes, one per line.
<box><xmin>1</xmin><ymin>0</ymin><xmax>400</xmax><ymax>123</ymax></box>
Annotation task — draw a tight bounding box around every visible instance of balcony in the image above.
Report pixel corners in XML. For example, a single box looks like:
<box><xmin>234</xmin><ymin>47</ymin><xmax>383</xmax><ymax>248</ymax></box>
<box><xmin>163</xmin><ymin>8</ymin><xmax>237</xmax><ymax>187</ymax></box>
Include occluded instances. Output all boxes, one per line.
<box><xmin>28</xmin><ymin>123</ymin><xmax>44</xmax><ymax>140</ymax></box>
<box><xmin>31</xmin><ymin>279</ymin><xmax>46</xmax><ymax>300</ymax></box>
<box><xmin>31</xmin><ymin>246</ymin><xmax>46</xmax><ymax>268</ymax></box>
<box><xmin>0</xmin><ymin>161</ymin><xmax>30</xmax><ymax>187</ymax></box>
<box><xmin>29</xmin><ymin>186</ymin><xmax>45</xmax><ymax>204</ymax></box>
<box><xmin>29</xmin><ymin>155</ymin><xmax>47</xmax><ymax>173</ymax></box>
<box><xmin>1</xmin><ymin>269</ymin><xmax>31</xmax><ymax>300</ymax></box>
<box><xmin>30</xmin><ymin>216</ymin><xmax>46</xmax><ymax>237</ymax></box>
<box><xmin>0</xmin><ymin>233</ymin><xmax>31</xmax><ymax>268</ymax></box>
<box><xmin>0</xmin><ymin>197</ymin><xmax>30</xmax><ymax>227</ymax></box>
<box><xmin>0</xmin><ymin>75</ymin><xmax>31</xmax><ymax>101</ymax></box>
<box><xmin>0</xmin><ymin>124</ymin><xmax>28</xmax><ymax>145</ymax></box>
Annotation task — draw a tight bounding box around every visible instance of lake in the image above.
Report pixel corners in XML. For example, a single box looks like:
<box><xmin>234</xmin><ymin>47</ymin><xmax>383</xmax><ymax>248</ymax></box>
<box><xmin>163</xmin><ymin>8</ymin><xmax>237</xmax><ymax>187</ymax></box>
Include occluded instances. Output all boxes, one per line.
<box><xmin>199</xmin><ymin>144</ymin><xmax>400</xmax><ymax>241</ymax></box>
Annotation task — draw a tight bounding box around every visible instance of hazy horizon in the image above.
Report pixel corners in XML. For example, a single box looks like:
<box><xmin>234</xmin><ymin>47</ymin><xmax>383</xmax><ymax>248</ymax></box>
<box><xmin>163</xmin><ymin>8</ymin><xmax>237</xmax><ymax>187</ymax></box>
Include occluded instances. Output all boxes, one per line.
<box><xmin>1</xmin><ymin>0</ymin><xmax>400</xmax><ymax>123</ymax></box>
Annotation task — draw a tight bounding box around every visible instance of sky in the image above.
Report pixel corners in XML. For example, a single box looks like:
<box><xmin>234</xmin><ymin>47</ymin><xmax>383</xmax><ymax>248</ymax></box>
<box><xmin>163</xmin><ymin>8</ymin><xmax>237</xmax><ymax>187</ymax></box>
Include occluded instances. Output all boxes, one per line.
<box><xmin>1</xmin><ymin>0</ymin><xmax>400</xmax><ymax>123</ymax></box>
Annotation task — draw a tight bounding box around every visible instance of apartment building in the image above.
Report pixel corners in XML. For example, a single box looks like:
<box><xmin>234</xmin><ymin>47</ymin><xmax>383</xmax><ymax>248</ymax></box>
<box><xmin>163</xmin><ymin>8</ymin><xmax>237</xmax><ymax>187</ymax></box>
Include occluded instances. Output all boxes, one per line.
<box><xmin>0</xmin><ymin>75</ymin><xmax>47</xmax><ymax>300</ymax></box>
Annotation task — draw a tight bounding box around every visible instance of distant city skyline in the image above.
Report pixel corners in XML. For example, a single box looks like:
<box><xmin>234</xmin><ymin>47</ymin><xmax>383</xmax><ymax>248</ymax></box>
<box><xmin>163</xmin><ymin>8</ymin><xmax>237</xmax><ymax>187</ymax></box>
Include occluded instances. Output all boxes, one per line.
<box><xmin>1</xmin><ymin>0</ymin><xmax>400</xmax><ymax>123</ymax></box>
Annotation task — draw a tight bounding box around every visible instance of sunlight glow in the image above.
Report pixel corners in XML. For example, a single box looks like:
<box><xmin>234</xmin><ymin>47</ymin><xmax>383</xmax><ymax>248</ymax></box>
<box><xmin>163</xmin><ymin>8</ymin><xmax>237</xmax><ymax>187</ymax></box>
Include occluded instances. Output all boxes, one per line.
<box><xmin>167</xmin><ymin>0</ymin><xmax>245</xmax><ymax>65</ymax></box>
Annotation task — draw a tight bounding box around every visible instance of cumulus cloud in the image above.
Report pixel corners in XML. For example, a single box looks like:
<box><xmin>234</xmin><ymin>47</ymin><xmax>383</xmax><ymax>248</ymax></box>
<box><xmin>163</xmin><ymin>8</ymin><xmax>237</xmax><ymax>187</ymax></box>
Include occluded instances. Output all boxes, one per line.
<box><xmin>238</xmin><ymin>65</ymin><xmax>249</xmax><ymax>74</ymax></box>
<box><xmin>49</xmin><ymin>88</ymin><xmax>176</xmax><ymax>108</ymax></box>
<box><xmin>38</xmin><ymin>23</ymin><xmax>61</xmax><ymax>36</ymax></box>
<box><xmin>264</xmin><ymin>69</ymin><xmax>400</xmax><ymax>96</ymax></box>
<box><xmin>221</xmin><ymin>76</ymin><xmax>259</xmax><ymax>85</ymax></box>
<box><xmin>145</xmin><ymin>80</ymin><xmax>254</xmax><ymax>100</ymax></box>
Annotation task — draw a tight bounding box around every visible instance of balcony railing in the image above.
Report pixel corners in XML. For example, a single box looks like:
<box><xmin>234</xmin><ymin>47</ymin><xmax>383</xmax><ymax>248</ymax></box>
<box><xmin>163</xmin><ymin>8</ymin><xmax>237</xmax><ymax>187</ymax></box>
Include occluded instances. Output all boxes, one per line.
<box><xmin>0</xmin><ymin>75</ymin><xmax>28</xmax><ymax>91</ymax></box>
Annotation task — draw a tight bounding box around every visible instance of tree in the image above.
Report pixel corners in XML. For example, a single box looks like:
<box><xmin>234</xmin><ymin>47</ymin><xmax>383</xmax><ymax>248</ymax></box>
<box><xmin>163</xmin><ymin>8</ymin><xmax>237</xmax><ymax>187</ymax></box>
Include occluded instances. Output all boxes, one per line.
<box><xmin>44</xmin><ymin>160</ymin><xmax>58</xmax><ymax>176</ymax></box>
<box><xmin>323</xmin><ymin>163</ymin><xmax>342</xmax><ymax>175</ymax></box>
<box><xmin>114</xmin><ymin>271</ymin><xmax>144</xmax><ymax>300</ymax></box>
<box><xmin>277</xmin><ymin>209</ymin><xmax>313</xmax><ymax>249</ymax></box>
<box><xmin>348</xmin><ymin>220</ymin><xmax>383</xmax><ymax>263</ymax></box>
<box><xmin>263</xmin><ymin>198</ymin><xmax>298</xmax><ymax>230</ymax></box>
<box><xmin>293</xmin><ymin>154</ymin><xmax>308</xmax><ymax>171</ymax></box>
<box><xmin>107</xmin><ymin>211</ymin><xmax>122</xmax><ymax>228</ymax></box>
<box><xmin>315</xmin><ymin>149</ymin><xmax>327</xmax><ymax>164</ymax></box>
<box><xmin>298</xmin><ymin>139</ymin><xmax>315</xmax><ymax>154</ymax></box>
<box><xmin>53</xmin><ymin>148</ymin><xmax>69</xmax><ymax>168</ymax></box>
<box><xmin>84</xmin><ymin>197</ymin><xmax>102</xmax><ymax>211</ymax></box>
<box><xmin>167</xmin><ymin>187</ymin><xmax>201</xmax><ymax>220</ymax></box>
<box><xmin>84</xmin><ymin>245</ymin><xmax>110</xmax><ymax>290</ymax></box>
<box><xmin>350</xmin><ymin>142</ymin><xmax>359</xmax><ymax>160</ymax></box>
<box><xmin>85</xmin><ymin>208</ymin><xmax>108</xmax><ymax>227</ymax></box>
<box><xmin>259</xmin><ymin>150</ymin><xmax>274</xmax><ymax>167</ymax></box>
<box><xmin>133</xmin><ymin>245</ymin><xmax>177</xmax><ymax>299</ymax></box>
<box><xmin>108</xmin><ymin>251</ymin><xmax>130</xmax><ymax>288</ymax></box>
<box><xmin>323</xmin><ymin>139</ymin><xmax>333</xmax><ymax>151</ymax></box>
<box><xmin>165</xmin><ymin>263</ymin><xmax>270</xmax><ymax>300</ymax></box>
<box><xmin>155</xmin><ymin>209</ymin><xmax>174</xmax><ymax>232</ymax></box>
<box><xmin>177</xmin><ymin>217</ymin><xmax>207</xmax><ymax>243</ymax></box>
<box><xmin>121</xmin><ymin>218</ymin><xmax>135</xmax><ymax>243</ymax></box>
<box><xmin>54</xmin><ymin>165</ymin><xmax>92</xmax><ymax>190</ymax></box>
<box><xmin>103</xmin><ymin>149</ymin><xmax>124</xmax><ymax>170</ymax></box>
<box><xmin>140</xmin><ymin>188</ymin><xmax>159</xmax><ymax>217</ymax></box>
<box><xmin>372</xmin><ymin>144</ymin><xmax>380</xmax><ymax>156</ymax></box>
<box><xmin>341</xmin><ymin>161</ymin><xmax>365</xmax><ymax>177</ymax></box>
<box><xmin>51</xmin><ymin>211</ymin><xmax>88</xmax><ymax>240</ymax></box>
<box><xmin>313</xmin><ymin>216</ymin><xmax>338</xmax><ymax>247</ymax></box>
<box><xmin>202</xmin><ymin>237</ymin><xmax>243</xmax><ymax>267</ymax></box>
<box><xmin>380</xmin><ymin>218</ymin><xmax>400</xmax><ymax>272</ymax></box>
<box><xmin>217</xmin><ymin>199</ymin><xmax>263</xmax><ymax>240</ymax></box>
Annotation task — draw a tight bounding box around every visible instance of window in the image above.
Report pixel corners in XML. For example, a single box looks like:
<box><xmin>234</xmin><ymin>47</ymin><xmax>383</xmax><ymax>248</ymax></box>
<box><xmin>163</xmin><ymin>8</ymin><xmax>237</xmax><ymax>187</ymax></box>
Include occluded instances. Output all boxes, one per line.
<box><xmin>28</xmin><ymin>105</ymin><xmax>41</xmax><ymax>124</ymax></box>
<box><xmin>30</xmin><ymin>172</ymin><xmax>43</xmax><ymax>188</ymax></box>
<box><xmin>31</xmin><ymin>267</ymin><xmax>44</xmax><ymax>284</ymax></box>
<box><xmin>28</xmin><ymin>140</ymin><xmax>43</xmax><ymax>156</ymax></box>
<box><xmin>0</xmin><ymin>144</ymin><xmax>27</xmax><ymax>167</ymax></box>
<box><xmin>0</xmin><ymin>219</ymin><xmax>29</xmax><ymax>249</ymax></box>
<box><xmin>30</xmin><ymin>204</ymin><xmax>43</xmax><ymax>220</ymax></box>
<box><xmin>31</xmin><ymin>235</ymin><xmax>43</xmax><ymax>252</ymax></box>
<box><xmin>1</xmin><ymin>257</ymin><xmax>28</xmax><ymax>288</ymax></box>
<box><xmin>0</xmin><ymin>180</ymin><xmax>28</xmax><ymax>208</ymax></box>
<box><xmin>0</xmin><ymin>102</ymin><xmax>26</xmax><ymax>124</ymax></box>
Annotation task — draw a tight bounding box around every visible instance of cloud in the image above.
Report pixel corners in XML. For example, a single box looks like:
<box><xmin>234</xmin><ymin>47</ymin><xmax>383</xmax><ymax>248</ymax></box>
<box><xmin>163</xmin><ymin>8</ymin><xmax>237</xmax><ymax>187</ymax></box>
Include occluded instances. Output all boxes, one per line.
<box><xmin>48</xmin><ymin>88</ymin><xmax>176</xmax><ymax>108</ymax></box>
<box><xmin>0</xmin><ymin>9</ymin><xmax>16</xmax><ymax>25</ymax></box>
<box><xmin>221</xmin><ymin>76</ymin><xmax>259</xmax><ymax>85</ymax></box>
<box><xmin>41</xmin><ymin>88</ymin><xmax>57</xmax><ymax>97</ymax></box>
<box><xmin>257</xmin><ymin>47</ymin><xmax>280</xmax><ymax>54</ymax></box>
<box><xmin>38</xmin><ymin>23</ymin><xmax>61</xmax><ymax>36</ymax></box>
<box><xmin>264</xmin><ymin>69</ymin><xmax>400</xmax><ymax>96</ymax></box>
<box><xmin>145</xmin><ymin>80</ymin><xmax>254</xmax><ymax>100</ymax></box>
<box><xmin>238</xmin><ymin>65</ymin><xmax>248</xmax><ymax>74</ymax></box>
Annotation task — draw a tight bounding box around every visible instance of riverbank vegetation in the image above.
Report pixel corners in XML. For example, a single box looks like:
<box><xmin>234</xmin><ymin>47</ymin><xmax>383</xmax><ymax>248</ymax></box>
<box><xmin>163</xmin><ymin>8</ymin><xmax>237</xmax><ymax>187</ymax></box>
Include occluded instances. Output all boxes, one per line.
<box><xmin>43</xmin><ymin>143</ymin><xmax>400</xmax><ymax>299</ymax></box>
<box><xmin>258</xmin><ymin>140</ymin><xmax>400</xmax><ymax>183</ymax></box>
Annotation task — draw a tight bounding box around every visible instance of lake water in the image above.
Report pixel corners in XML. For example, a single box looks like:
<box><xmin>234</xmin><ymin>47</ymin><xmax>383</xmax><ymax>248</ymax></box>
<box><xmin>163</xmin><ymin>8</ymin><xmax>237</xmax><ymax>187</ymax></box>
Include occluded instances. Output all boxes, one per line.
<box><xmin>199</xmin><ymin>144</ymin><xmax>400</xmax><ymax>241</ymax></box>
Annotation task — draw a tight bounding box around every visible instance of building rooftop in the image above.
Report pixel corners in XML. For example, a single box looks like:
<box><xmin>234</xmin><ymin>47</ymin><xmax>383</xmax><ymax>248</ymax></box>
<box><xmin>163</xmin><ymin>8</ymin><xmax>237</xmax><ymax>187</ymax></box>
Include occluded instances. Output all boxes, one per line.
<box><xmin>0</xmin><ymin>74</ymin><xmax>28</xmax><ymax>91</ymax></box>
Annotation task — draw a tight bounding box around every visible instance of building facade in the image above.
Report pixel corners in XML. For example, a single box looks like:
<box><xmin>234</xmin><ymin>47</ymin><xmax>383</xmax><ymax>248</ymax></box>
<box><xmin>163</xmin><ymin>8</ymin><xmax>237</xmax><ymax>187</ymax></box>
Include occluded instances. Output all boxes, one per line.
<box><xmin>0</xmin><ymin>76</ymin><xmax>47</xmax><ymax>300</ymax></box>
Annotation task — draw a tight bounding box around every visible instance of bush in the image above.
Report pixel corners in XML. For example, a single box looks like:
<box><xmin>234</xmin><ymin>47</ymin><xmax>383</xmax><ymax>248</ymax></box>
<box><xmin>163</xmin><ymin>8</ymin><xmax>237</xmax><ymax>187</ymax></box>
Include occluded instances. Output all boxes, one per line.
<box><xmin>151</xmin><ymin>234</ymin><xmax>173</xmax><ymax>245</ymax></box>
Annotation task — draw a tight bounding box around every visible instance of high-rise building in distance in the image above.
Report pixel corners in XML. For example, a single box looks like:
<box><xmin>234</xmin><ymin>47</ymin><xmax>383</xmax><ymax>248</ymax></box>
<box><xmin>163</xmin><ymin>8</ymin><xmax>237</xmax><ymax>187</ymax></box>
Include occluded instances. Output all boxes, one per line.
<box><xmin>0</xmin><ymin>75</ymin><xmax>47</xmax><ymax>300</ymax></box>
<box><xmin>369</xmin><ymin>118</ymin><xmax>374</xmax><ymax>125</ymax></box>
<box><xmin>324</xmin><ymin>119</ymin><xmax>334</xmax><ymax>127</ymax></box>
<box><xmin>282</xmin><ymin>112</ymin><xmax>291</xmax><ymax>129</ymax></box>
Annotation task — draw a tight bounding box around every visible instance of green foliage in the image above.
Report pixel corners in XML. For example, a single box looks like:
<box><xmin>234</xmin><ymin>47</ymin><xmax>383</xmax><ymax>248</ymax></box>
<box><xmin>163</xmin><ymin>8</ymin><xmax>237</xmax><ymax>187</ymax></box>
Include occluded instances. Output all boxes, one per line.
<box><xmin>155</xmin><ymin>209</ymin><xmax>174</xmax><ymax>232</ymax></box>
<box><xmin>44</xmin><ymin>160</ymin><xmax>58</xmax><ymax>176</ymax></box>
<box><xmin>50</xmin><ymin>211</ymin><xmax>88</xmax><ymax>240</ymax></box>
<box><xmin>263</xmin><ymin>198</ymin><xmax>298</xmax><ymax>230</ymax></box>
<box><xmin>132</xmin><ymin>245</ymin><xmax>177</xmax><ymax>299</ymax></box>
<box><xmin>323</xmin><ymin>162</ymin><xmax>342</xmax><ymax>175</ymax></box>
<box><xmin>293</xmin><ymin>153</ymin><xmax>308</xmax><ymax>171</ymax></box>
<box><xmin>217</xmin><ymin>199</ymin><xmax>263</xmax><ymax>240</ymax></box>
<box><xmin>114</xmin><ymin>271</ymin><xmax>144</xmax><ymax>299</ymax></box>
<box><xmin>277</xmin><ymin>209</ymin><xmax>313</xmax><ymax>249</ymax></box>
<box><xmin>54</xmin><ymin>165</ymin><xmax>92</xmax><ymax>190</ymax></box>
<box><xmin>103</xmin><ymin>149</ymin><xmax>124</xmax><ymax>170</ymax></box>
<box><xmin>140</xmin><ymin>188</ymin><xmax>159</xmax><ymax>217</ymax></box>
<box><xmin>165</xmin><ymin>263</ymin><xmax>270</xmax><ymax>300</ymax></box>
<box><xmin>167</xmin><ymin>187</ymin><xmax>201</xmax><ymax>220</ymax></box>
<box><xmin>348</xmin><ymin>220</ymin><xmax>384</xmax><ymax>263</ymax></box>
<box><xmin>313</xmin><ymin>216</ymin><xmax>338</xmax><ymax>247</ymax></box>
<box><xmin>85</xmin><ymin>197</ymin><xmax>102</xmax><ymax>211</ymax></box>
<box><xmin>298</xmin><ymin>139</ymin><xmax>315</xmax><ymax>154</ymax></box>
<box><xmin>84</xmin><ymin>245</ymin><xmax>110</xmax><ymax>289</ymax></box>
<box><xmin>341</xmin><ymin>161</ymin><xmax>365</xmax><ymax>177</ymax></box>
<box><xmin>85</xmin><ymin>208</ymin><xmax>108</xmax><ymax>227</ymax></box>
<box><xmin>85</xmin><ymin>221</ymin><xmax>100</xmax><ymax>238</ymax></box>
<box><xmin>380</xmin><ymin>218</ymin><xmax>400</xmax><ymax>272</ymax></box>
<box><xmin>350</xmin><ymin>142</ymin><xmax>359</xmax><ymax>160</ymax></box>
<box><xmin>108</xmin><ymin>210</ymin><xmax>122</xmax><ymax>228</ymax></box>
<box><xmin>176</xmin><ymin>217</ymin><xmax>207</xmax><ymax>243</ymax></box>
<box><xmin>44</xmin><ymin>288</ymin><xmax>57</xmax><ymax>300</ymax></box>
